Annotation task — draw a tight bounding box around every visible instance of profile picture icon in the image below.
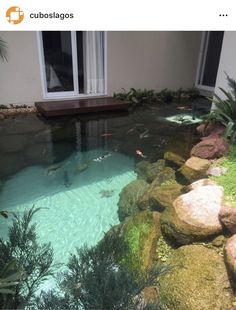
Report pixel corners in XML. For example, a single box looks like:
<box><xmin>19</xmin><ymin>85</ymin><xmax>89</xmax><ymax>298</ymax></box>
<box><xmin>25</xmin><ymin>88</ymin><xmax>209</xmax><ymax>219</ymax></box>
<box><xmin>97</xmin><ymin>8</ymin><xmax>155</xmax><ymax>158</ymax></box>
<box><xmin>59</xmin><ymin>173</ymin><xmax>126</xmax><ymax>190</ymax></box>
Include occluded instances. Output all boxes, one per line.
<box><xmin>6</xmin><ymin>6</ymin><xmax>24</xmax><ymax>24</ymax></box>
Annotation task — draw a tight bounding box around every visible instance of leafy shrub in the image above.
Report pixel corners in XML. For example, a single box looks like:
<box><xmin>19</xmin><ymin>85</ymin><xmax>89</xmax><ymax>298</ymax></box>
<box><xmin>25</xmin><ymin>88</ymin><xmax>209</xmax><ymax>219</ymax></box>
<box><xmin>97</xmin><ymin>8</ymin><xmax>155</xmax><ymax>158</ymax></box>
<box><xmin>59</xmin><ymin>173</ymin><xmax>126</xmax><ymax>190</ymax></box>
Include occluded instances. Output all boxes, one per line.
<box><xmin>114</xmin><ymin>88</ymin><xmax>158</xmax><ymax>107</ymax></box>
<box><xmin>114</xmin><ymin>87</ymin><xmax>199</xmax><ymax>107</ymax></box>
<box><xmin>34</xmin><ymin>229</ymin><xmax>170</xmax><ymax>310</ymax></box>
<box><xmin>205</xmin><ymin>75</ymin><xmax>236</xmax><ymax>142</ymax></box>
<box><xmin>158</xmin><ymin>88</ymin><xmax>174</xmax><ymax>104</ymax></box>
<box><xmin>0</xmin><ymin>207</ymin><xmax>56</xmax><ymax>309</ymax></box>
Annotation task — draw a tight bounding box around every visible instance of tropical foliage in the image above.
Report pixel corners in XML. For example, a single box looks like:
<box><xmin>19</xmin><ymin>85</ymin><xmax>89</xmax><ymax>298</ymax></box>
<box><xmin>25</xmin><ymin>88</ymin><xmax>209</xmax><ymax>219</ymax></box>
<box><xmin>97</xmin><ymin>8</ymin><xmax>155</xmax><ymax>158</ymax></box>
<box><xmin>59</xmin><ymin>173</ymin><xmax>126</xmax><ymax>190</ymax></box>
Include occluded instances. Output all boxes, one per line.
<box><xmin>34</xmin><ymin>229</ymin><xmax>170</xmax><ymax>310</ymax></box>
<box><xmin>205</xmin><ymin>75</ymin><xmax>236</xmax><ymax>142</ymax></box>
<box><xmin>114</xmin><ymin>87</ymin><xmax>199</xmax><ymax>107</ymax></box>
<box><xmin>0</xmin><ymin>208</ymin><xmax>170</xmax><ymax>309</ymax></box>
<box><xmin>0</xmin><ymin>207</ymin><xmax>56</xmax><ymax>309</ymax></box>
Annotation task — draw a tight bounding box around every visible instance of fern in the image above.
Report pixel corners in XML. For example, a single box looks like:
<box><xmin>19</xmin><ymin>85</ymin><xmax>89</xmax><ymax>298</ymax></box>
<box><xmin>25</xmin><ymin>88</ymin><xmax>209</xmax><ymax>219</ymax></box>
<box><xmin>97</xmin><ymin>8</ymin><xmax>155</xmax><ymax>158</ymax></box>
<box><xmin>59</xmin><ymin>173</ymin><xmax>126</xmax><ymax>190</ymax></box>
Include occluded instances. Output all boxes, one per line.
<box><xmin>34</xmin><ymin>229</ymin><xmax>169</xmax><ymax>310</ymax></box>
<box><xmin>0</xmin><ymin>207</ymin><xmax>57</xmax><ymax>309</ymax></box>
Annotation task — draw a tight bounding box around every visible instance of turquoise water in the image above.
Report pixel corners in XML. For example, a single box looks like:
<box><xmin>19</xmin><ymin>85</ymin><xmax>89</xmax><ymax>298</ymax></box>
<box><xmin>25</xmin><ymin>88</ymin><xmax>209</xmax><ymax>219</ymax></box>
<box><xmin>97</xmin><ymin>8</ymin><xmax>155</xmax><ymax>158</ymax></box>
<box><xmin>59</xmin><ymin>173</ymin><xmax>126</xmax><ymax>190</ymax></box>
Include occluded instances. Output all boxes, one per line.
<box><xmin>0</xmin><ymin>149</ymin><xmax>136</xmax><ymax>262</ymax></box>
<box><xmin>0</xmin><ymin>106</ymin><xmax>198</xmax><ymax>292</ymax></box>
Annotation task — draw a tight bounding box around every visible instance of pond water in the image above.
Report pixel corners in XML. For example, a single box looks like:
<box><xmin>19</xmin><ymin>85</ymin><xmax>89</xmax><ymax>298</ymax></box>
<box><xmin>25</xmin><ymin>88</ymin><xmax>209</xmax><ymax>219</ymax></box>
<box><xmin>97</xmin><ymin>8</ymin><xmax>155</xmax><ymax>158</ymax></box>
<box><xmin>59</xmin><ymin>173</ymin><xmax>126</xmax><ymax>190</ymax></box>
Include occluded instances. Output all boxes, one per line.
<box><xmin>0</xmin><ymin>104</ymin><xmax>199</xmax><ymax>290</ymax></box>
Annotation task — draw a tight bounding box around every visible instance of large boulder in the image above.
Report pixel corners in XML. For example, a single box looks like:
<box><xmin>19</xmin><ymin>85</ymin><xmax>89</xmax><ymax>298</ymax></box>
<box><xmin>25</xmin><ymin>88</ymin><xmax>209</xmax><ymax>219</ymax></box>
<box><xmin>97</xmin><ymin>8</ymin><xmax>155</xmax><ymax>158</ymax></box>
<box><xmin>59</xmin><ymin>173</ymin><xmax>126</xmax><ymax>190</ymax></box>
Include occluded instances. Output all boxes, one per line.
<box><xmin>219</xmin><ymin>205</ymin><xmax>236</xmax><ymax>235</ymax></box>
<box><xmin>120</xmin><ymin>210</ymin><xmax>161</xmax><ymax>273</ymax></box>
<box><xmin>224</xmin><ymin>235</ymin><xmax>236</xmax><ymax>283</ymax></box>
<box><xmin>138</xmin><ymin>181</ymin><xmax>184</xmax><ymax>211</ymax></box>
<box><xmin>177</xmin><ymin>156</ymin><xmax>210</xmax><ymax>183</ymax></box>
<box><xmin>160</xmin><ymin>185</ymin><xmax>223</xmax><ymax>245</ymax></box>
<box><xmin>188</xmin><ymin>178</ymin><xmax>216</xmax><ymax>190</ymax></box>
<box><xmin>158</xmin><ymin>245</ymin><xmax>233</xmax><ymax>310</ymax></box>
<box><xmin>135</xmin><ymin>159</ymin><xmax>175</xmax><ymax>183</ymax></box>
<box><xmin>118</xmin><ymin>179</ymin><xmax>149</xmax><ymax>222</ymax></box>
<box><xmin>163</xmin><ymin>151</ymin><xmax>185</xmax><ymax>168</ymax></box>
<box><xmin>196</xmin><ymin>122</ymin><xmax>225</xmax><ymax>138</ymax></box>
<box><xmin>191</xmin><ymin>136</ymin><xmax>229</xmax><ymax>159</ymax></box>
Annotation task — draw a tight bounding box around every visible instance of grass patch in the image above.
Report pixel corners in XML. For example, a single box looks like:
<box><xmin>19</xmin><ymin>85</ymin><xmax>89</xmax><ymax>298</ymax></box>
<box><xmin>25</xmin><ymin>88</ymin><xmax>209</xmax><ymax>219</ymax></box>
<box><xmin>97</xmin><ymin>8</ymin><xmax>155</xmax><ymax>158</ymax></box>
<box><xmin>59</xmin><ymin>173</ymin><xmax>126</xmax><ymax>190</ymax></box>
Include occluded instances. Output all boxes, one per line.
<box><xmin>211</xmin><ymin>145</ymin><xmax>236</xmax><ymax>206</ymax></box>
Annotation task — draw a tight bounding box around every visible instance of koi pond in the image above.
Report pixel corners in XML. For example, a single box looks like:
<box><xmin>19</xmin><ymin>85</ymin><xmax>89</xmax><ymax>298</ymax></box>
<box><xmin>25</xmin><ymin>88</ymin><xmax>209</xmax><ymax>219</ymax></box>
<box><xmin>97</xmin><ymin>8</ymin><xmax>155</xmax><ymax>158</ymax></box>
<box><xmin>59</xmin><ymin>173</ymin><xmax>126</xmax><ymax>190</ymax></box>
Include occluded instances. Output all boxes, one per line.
<box><xmin>2</xmin><ymin>104</ymin><xmax>222</xmax><ymax>308</ymax></box>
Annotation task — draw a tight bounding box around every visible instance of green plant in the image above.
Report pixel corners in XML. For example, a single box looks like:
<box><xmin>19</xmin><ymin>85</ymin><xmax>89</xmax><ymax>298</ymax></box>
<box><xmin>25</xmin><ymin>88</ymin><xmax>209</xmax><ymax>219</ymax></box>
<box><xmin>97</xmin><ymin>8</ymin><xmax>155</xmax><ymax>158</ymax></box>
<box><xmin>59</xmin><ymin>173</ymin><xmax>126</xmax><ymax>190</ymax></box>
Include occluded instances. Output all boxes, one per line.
<box><xmin>202</xmin><ymin>75</ymin><xmax>236</xmax><ymax>142</ymax></box>
<box><xmin>114</xmin><ymin>88</ymin><xmax>158</xmax><ymax>107</ymax></box>
<box><xmin>210</xmin><ymin>145</ymin><xmax>236</xmax><ymax>206</ymax></box>
<box><xmin>183</xmin><ymin>87</ymin><xmax>199</xmax><ymax>100</ymax></box>
<box><xmin>114</xmin><ymin>87</ymin><xmax>200</xmax><ymax>107</ymax></box>
<box><xmin>0</xmin><ymin>38</ymin><xmax>7</xmax><ymax>62</ymax></box>
<box><xmin>157</xmin><ymin>88</ymin><xmax>174</xmax><ymax>104</ymax></box>
<box><xmin>0</xmin><ymin>207</ymin><xmax>57</xmax><ymax>309</ymax></box>
<box><xmin>34</xmin><ymin>229</ymin><xmax>169</xmax><ymax>310</ymax></box>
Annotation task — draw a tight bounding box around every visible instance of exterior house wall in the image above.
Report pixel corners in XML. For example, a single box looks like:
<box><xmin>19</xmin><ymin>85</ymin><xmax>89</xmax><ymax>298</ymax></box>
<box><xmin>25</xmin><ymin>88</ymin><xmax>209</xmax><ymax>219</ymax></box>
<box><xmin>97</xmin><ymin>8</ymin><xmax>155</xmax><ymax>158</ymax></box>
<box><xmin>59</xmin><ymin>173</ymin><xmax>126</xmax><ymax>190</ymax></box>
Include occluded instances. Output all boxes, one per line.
<box><xmin>214</xmin><ymin>31</ymin><xmax>236</xmax><ymax>98</ymax></box>
<box><xmin>107</xmin><ymin>31</ymin><xmax>202</xmax><ymax>96</ymax></box>
<box><xmin>0</xmin><ymin>31</ymin><xmax>201</xmax><ymax>106</ymax></box>
<box><xmin>0</xmin><ymin>31</ymin><xmax>42</xmax><ymax>106</ymax></box>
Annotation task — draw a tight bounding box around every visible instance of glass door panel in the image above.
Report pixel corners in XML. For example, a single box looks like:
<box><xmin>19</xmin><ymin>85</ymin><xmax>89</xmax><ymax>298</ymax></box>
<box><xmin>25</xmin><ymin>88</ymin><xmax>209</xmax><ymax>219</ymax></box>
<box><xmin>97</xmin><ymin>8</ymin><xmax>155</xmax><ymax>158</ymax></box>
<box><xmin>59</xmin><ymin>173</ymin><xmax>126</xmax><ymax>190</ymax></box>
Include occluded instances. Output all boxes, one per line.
<box><xmin>41</xmin><ymin>31</ymin><xmax>75</xmax><ymax>93</ymax></box>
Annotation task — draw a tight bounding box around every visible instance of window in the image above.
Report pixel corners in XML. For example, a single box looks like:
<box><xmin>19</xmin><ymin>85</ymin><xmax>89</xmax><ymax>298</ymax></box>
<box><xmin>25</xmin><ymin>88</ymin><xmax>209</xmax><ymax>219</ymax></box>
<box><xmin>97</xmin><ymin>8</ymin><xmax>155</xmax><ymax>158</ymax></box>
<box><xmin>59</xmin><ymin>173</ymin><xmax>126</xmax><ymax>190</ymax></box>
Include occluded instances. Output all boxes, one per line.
<box><xmin>38</xmin><ymin>31</ymin><xmax>106</xmax><ymax>99</ymax></box>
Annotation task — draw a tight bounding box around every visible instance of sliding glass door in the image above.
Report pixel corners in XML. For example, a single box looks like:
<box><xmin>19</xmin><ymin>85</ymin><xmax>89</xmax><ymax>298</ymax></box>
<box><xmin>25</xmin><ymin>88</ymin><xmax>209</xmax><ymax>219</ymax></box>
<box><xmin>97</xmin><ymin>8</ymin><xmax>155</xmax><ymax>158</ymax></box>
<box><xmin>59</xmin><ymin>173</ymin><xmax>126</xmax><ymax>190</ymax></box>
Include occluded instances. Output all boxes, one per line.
<box><xmin>196</xmin><ymin>31</ymin><xmax>224</xmax><ymax>93</ymax></box>
<box><xmin>38</xmin><ymin>31</ymin><xmax>106</xmax><ymax>99</ymax></box>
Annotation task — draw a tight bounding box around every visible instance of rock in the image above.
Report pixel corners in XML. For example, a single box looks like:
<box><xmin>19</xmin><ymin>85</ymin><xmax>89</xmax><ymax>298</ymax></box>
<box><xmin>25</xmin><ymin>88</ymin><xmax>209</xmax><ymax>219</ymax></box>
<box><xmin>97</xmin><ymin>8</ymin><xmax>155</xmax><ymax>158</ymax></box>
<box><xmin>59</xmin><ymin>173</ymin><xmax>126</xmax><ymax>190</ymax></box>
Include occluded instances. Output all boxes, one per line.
<box><xmin>160</xmin><ymin>185</ymin><xmax>223</xmax><ymax>245</ymax></box>
<box><xmin>135</xmin><ymin>159</ymin><xmax>166</xmax><ymax>183</ymax></box>
<box><xmin>159</xmin><ymin>245</ymin><xmax>233</xmax><ymax>310</ymax></box>
<box><xmin>120</xmin><ymin>210</ymin><xmax>161</xmax><ymax>273</ymax></box>
<box><xmin>188</xmin><ymin>178</ymin><xmax>216</xmax><ymax>190</ymax></box>
<box><xmin>138</xmin><ymin>181</ymin><xmax>184</xmax><ymax>211</ymax></box>
<box><xmin>212</xmin><ymin>235</ymin><xmax>226</xmax><ymax>247</ymax></box>
<box><xmin>196</xmin><ymin>122</ymin><xmax>225</xmax><ymax>138</ymax></box>
<box><xmin>151</xmin><ymin>167</ymin><xmax>176</xmax><ymax>185</ymax></box>
<box><xmin>3</xmin><ymin>117</ymin><xmax>47</xmax><ymax>135</ymax></box>
<box><xmin>224</xmin><ymin>235</ymin><xmax>236</xmax><ymax>282</ymax></box>
<box><xmin>191</xmin><ymin>137</ymin><xmax>229</xmax><ymax>159</ymax></box>
<box><xmin>0</xmin><ymin>134</ymin><xmax>28</xmax><ymax>153</ymax></box>
<box><xmin>207</xmin><ymin>166</ymin><xmax>228</xmax><ymax>177</ymax></box>
<box><xmin>219</xmin><ymin>205</ymin><xmax>236</xmax><ymax>235</ymax></box>
<box><xmin>118</xmin><ymin>179</ymin><xmax>149</xmax><ymax>222</ymax></box>
<box><xmin>177</xmin><ymin>156</ymin><xmax>210</xmax><ymax>183</ymax></box>
<box><xmin>0</xmin><ymin>153</ymin><xmax>27</xmax><ymax>179</ymax></box>
<box><xmin>24</xmin><ymin>143</ymin><xmax>54</xmax><ymax>165</ymax></box>
<box><xmin>164</xmin><ymin>151</ymin><xmax>185</xmax><ymax>168</ymax></box>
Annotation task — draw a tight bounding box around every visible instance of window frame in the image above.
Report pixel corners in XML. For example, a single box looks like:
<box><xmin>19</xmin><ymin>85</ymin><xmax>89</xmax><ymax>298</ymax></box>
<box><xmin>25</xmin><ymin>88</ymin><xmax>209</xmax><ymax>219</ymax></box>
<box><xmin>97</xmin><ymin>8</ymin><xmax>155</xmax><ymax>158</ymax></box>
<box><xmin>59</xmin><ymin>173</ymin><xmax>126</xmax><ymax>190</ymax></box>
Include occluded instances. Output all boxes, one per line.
<box><xmin>37</xmin><ymin>31</ymin><xmax>107</xmax><ymax>100</ymax></box>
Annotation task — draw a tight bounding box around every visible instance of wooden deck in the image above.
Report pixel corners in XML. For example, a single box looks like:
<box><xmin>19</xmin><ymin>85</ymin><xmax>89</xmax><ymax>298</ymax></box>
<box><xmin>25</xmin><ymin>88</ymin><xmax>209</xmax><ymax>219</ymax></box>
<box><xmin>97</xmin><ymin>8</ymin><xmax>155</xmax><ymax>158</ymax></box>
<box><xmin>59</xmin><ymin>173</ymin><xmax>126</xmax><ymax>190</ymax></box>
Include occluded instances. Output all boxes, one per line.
<box><xmin>35</xmin><ymin>97</ymin><xmax>129</xmax><ymax>117</ymax></box>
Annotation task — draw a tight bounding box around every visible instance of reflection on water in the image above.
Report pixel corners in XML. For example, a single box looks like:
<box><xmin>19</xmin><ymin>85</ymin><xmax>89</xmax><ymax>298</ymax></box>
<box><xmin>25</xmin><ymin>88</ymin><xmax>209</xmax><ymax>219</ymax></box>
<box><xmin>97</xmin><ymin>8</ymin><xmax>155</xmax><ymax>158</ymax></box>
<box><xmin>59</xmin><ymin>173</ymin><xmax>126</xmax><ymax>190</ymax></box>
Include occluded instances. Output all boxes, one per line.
<box><xmin>0</xmin><ymin>107</ymin><xmax>197</xmax><ymax>181</ymax></box>
<box><xmin>0</xmin><ymin>105</ymin><xmax>198</xmax><ymax>292</ymax></box>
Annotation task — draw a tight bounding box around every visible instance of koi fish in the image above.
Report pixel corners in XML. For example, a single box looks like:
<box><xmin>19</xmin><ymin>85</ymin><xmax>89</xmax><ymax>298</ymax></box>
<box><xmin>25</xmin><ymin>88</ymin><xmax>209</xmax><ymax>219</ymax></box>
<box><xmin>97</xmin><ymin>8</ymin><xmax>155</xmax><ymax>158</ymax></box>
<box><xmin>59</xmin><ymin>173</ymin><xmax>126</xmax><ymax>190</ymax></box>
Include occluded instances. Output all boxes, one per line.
<box><xmin>47</xmin><ymin>163</ymin><xmax>63</xmax><ymax>175</ymax></box>
<box><xmin>93</xmin><ymin>153</ymin><xmax>112</xmax><ymax>162</ymax></box>
<box><xmin>126</xmin><ymin>127</ymin><xmax>136</xmax><ymax>134</ymax></box>
<box><xmin>136</xmin><ymin>150</ymin><xmax>147</xmax><ymax>158</ymax></box>
<box><xmin>101</xmin><ymin>133</ymin><xmax>113</xmax><ymax>137</ymax></box>
<box><xmin>139</xmin><ymin>129</ymin><xmax>149</xmax><ymax>139</ymax></box>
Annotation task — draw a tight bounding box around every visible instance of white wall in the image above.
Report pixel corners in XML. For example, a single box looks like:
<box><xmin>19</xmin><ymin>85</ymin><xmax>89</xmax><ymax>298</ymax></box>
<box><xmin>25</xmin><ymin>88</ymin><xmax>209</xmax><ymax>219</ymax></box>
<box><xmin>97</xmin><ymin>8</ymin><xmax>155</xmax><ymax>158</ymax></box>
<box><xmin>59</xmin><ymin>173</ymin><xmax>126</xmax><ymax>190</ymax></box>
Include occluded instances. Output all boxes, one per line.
<box><xmin>0</xmin><ymin>31</ymin><xmax>202</xmax><ymax>106</ymax></box>
<box><xmin>214</xmin><ymin>31</ymin><xmax>236</xmax><ymax>98</ymax></box>
<box><xmin>0</xmin><ymin>31</ymin><xmax>42</xmax><ymax>106</ymax></box>
<box><xmin>107</xmin><ymin>31</ymin><xmax>202</xmax><ymax>95</ymax></box>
